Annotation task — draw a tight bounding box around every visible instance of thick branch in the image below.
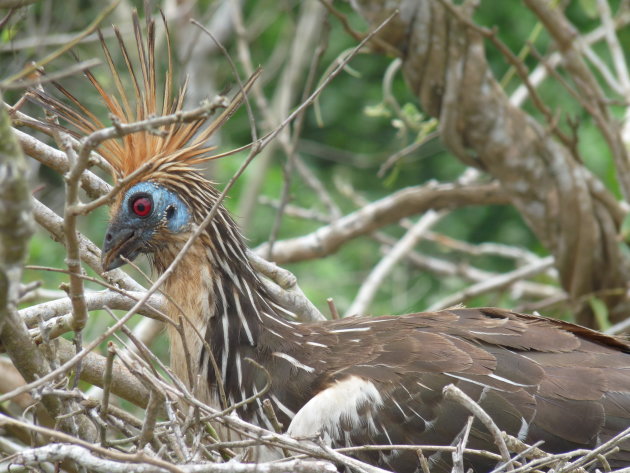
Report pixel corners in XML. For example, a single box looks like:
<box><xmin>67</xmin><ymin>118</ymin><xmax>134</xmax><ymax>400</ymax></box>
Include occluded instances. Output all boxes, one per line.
<box><xmin>56</xmin><ymin>338</ymin><xmax>150</xmax><ymax>408</ymax></box>
<box><xmin>523</xmin><ymin>0</ymin><xmax>630</xmax><ymax>200</ymax></box>
<box><xmin>13</xmin><ymin>126</ymin><xmax>110</xmax><ymax>198</ymax></box>
<box><xmin>256</xmin><ymin>181</ymin><xmax>507</xmax><ymax>263</ymax></box>
<box><xmin>0</xmin><ymin>100</ymin><xmax>34</xmax><ymax>333</ymax></box>
<box><xmin>20</xmin><ymin>291</ymin><xmax>165</xmax><ymax>327</ymax></box>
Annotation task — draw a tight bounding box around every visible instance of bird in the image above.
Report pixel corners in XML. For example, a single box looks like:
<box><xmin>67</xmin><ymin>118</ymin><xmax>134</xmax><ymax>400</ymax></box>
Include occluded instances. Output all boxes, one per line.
<box><xmin>34</xmin><ymin>12</ymin><xmax>630</xmax><ymax>473</ymax></box>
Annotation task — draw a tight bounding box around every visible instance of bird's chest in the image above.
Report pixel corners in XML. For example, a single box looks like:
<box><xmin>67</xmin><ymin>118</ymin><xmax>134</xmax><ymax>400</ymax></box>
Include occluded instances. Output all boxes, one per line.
<box><xmin>162</xmin><ymin>252</ymin><xmax>216</xmax><ymax>404</ymax></box>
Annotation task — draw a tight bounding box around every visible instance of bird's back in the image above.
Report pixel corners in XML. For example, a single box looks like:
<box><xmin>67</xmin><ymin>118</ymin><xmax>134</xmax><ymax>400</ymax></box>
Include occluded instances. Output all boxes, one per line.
<box><xmin>251</xmin><ymin>308</ymin><xmax>630</xmax><ymax>472</ymax></box>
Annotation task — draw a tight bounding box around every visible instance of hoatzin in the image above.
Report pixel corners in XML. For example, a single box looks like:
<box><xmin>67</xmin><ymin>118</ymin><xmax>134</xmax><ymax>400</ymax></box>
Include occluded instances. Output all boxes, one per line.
<box><xmin>35</xmin><ymin>12</ymin><xmax>630</xmax><ymax>473</ymax></box>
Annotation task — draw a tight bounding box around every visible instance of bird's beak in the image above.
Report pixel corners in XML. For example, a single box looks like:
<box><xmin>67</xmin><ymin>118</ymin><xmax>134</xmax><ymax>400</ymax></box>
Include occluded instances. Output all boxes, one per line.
<box><xmin>101</xmin><ymin>222</ymin><xmax>144</xmax><ymax>271</ymax></box>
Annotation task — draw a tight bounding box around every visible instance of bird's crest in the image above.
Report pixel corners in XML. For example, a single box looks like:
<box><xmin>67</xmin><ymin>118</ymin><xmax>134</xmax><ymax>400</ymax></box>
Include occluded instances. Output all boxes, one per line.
<box><xmin>32</xmin><ymin>10</ymin><xmax>259</xmax><ymax>186</ymax></box>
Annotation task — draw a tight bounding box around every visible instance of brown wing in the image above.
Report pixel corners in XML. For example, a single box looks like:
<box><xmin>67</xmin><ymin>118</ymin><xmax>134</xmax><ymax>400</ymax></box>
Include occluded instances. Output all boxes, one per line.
<box><xmin>280</xmin><ymin>308</ymin><xmax>630</xmax><ymax>473</ymax></box>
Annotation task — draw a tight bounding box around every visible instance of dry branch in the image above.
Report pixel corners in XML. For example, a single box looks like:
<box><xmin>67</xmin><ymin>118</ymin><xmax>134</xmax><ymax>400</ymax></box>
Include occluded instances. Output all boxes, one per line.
<box><xmin>0</xmin><ymin>100</ymin><xmax>34</xmax><ymax>332</ymax></box>
<box><xmin>256</xmin><ymin>181</ymin><xmax>508</xmax><ymax>263</ymax></box>
<box><xmin>19</xmin><ymin>290</ymin><xmax>165</xmax><ymax>326</ymax></box>
<box><xmin>428</xmin><ymin>256</ymin><xmax>555</xmax><ymax>311</ymax></box>
<box><xmin>443</xmin><ymin>384</ymin><xmax>513</xmax><ymax>471</ymax></box>
<box><xmin>347</xmin><ymin>210</ymin><xmax>445</xmax><ymax>316</ymax></box>
<box><xmin>5</xmin><ymin>443</ymin><xmax>338</xmax><ymax>473</ymax></box>
<box><xmin>55</xmin><ymin>338</ymin><xmax>150</xmax><ymax>408</ymax></box>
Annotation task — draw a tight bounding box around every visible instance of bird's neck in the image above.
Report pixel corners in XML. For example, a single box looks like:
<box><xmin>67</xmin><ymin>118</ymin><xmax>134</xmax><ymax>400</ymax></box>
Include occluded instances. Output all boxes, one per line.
<box><xmin>158</xmin><ymin>212</ymin><xmax>305</xmax><ymax>414</ymax></box>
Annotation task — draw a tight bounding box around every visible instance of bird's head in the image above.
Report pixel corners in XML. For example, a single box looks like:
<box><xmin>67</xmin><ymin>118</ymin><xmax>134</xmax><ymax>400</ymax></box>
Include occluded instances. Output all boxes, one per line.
<box><xmin>102</xmin><ymin>181</ymin><xmax>192</xmax><ymax>271</ymax></box>
<box><xmin>30</xmin><ymin>11</ymin><xmax>259</xmax><ymax>273</ymax></box>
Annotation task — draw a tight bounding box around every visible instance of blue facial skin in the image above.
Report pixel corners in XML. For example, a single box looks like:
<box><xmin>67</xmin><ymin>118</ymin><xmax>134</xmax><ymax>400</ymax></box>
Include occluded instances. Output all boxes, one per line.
<box><xmin>125</xmin><ymin>181</ymin><xmax>191</xmax><ymax>233</ymax></box>
<box><xmin>101</xmin><ymin>181</ymin><xmax>192</xmax><ymax>271</ymax></box>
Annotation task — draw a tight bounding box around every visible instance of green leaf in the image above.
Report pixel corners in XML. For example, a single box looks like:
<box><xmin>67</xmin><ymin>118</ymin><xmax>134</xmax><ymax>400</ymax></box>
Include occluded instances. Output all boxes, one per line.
<box><xmin>364</xmin><ymin>102</ymin><xmax>391</xmax><ymax>119</ymax></box>
<box><xmin>578</xmin><ymin>0</ymin><xmax>598</xmax><ymax>18</ymax></box>
<box><xmin>383</xmin><ymin>163</ymin><xmax>401</xmax><ymax>188</ymax></box>
<box><xmin>1</xmin><ymin>27</ymin><xmax>16</xmax><ymax>43</ymax></box>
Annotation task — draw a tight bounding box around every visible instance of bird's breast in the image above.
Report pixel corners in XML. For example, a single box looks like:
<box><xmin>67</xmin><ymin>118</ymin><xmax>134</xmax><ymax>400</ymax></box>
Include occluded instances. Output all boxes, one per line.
<box><xmin>162</xmin><ymin>246</ymin><xmax>216</xmax><ymax>404</ymax></box>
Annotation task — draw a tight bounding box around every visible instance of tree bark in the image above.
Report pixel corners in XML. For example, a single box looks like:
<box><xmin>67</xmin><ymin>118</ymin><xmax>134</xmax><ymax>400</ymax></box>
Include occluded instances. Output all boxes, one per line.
<box><xmin>0</xmin><ymin>97</ymin><xmax>33</xmax><ymax>334</ymax></box>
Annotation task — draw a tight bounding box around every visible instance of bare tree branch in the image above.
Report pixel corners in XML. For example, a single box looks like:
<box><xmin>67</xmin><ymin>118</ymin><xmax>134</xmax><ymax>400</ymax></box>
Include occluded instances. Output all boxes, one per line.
<box><xmin>5</xmin><ymin>443</ymin><xmax>338</xmax><ymax>473</ymax></box>
<box><xmin>0</xmin><ymin>99</ymin><xmax>34</xmax><ymax>332</ymax></box>
<box><xmin>347</xmin><ymin>210</ymin><xmax>446</xmax><ymax>316</ymax></box>
<box><xmin>428</xmin><ymin>256</ymin><xmax>555</xmax><ymax>311</ymax></box>
<box><xmin>256</xmin><ymin>181</ymin><xmax>507</xmax><ymax>263</ymax></box>
<box><xmin>443</xmin><ymin>384</ymin><xmax>513</xmax><ymax>471</ymax></box>
<box><xmin>19</xmin><ymin>290</ymin><xmax>165</xmax><ymax>327</ymax></box>
<box><xmin>55</xmin><ymin>337</ymin><xmax>150</xmax><ymax>408</ymax></box>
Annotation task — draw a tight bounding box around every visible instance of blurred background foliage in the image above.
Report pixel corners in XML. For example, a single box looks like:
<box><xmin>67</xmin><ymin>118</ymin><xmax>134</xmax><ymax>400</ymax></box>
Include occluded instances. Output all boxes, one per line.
<box><xmin>3</xmin><ymin>0</ymin><xmax>626</xmax><ymax>362</ymax></box>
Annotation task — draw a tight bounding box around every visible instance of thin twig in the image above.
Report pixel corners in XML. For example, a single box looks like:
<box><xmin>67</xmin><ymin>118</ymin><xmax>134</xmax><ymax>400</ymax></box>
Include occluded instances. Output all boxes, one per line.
<box><xmin>443</xmin><ymin>384</ymin><xmax>514</xmax><ymax>471</ymax></box>
<box><xmin>326</xmin><ymin>298</ymin><xmax>339</xmax><ymax>320</ymax></box>
<box><xmin>138</xmin><ymin>389</ymin><xmax>162</xmax><ymax>450</ymax></box>
<box><xmin>99</xmin><ymin>341</ymin><xmax>115</xmax><ymax>446</ymax></box>
<box><xmin>452</xmin><ymin>416</ymin><xmax>474</xmax><ymax>473</ymax></box>
<box><xmin>428</xmin><ymin>256</ymin><xmax>555</xmax><ymax>311</ymax></box>
<box><xmin>346</xmin><ymin>210</ymin><xmax>446</xmax><ymax>316</ymax></box>
<box><xmin>2</xmin><ymin>59</ymin><xmax>102</xmax><ymax>91</ymax></box>
<box><xmin>0</xmin><ymin>1</ymin><xmax>120</xmax><ymax>88</ymax></box>
<box><xmin>261</xmin><ymin>398</ymin><xmax>290</xmax><ymax>458</ymax></box>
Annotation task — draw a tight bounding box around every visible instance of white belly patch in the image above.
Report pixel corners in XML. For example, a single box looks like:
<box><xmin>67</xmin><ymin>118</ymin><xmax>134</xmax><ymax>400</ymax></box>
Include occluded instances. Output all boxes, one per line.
<box><xmin>287</xmin><ymin>376</ymin><xmax>383</xmax><ymax>444</ymax></box>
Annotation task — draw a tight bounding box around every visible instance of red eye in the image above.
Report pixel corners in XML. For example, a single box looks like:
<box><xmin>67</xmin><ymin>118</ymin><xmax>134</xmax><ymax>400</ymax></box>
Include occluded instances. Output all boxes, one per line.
<box><xmin>132</xmin><ymin>196</ymin><xmax>152</xmax><ymax>217</ymax></box>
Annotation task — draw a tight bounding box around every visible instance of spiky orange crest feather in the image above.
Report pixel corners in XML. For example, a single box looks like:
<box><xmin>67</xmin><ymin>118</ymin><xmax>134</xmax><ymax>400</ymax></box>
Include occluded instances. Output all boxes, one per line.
<box><xmin>34</xmin><ymin>10</ymin><xmax>258</xmax><ymax>187</ymax></box>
